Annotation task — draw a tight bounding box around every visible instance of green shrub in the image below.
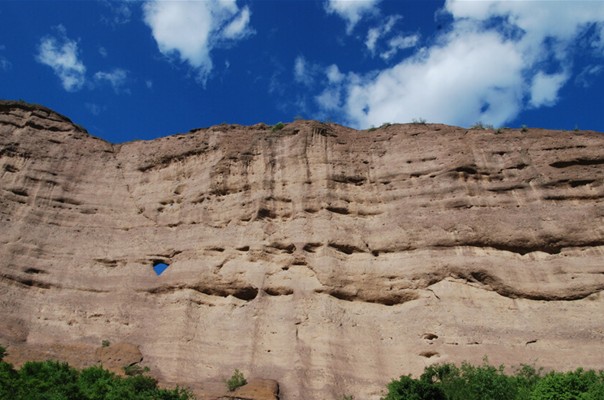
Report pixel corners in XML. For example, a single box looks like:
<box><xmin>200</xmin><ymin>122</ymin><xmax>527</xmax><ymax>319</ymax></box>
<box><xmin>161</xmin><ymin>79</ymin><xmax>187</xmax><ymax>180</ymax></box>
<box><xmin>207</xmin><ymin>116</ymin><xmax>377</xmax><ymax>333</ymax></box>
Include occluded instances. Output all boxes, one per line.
<box><xmin>101</xmin><ymin>340</ymin><xmax>111</xmax><ymax>348</ymax></box>
<box><xmin>18</xmin><ymin>360</ymin><xmax>82</xmax><ymax>399</ymax></box>
<box><xmin>0</xmin><ymin>361</ymin><xmax>19</xmax><ymax>399</ymax></box>
<box><xmin>382</xmin><ymin>374</ymin><xmax>445</xmax><ymax>400</ymax></box>
<box><xmin>123</xmin><ymin>364</ymin><xmax>149</xmax><ymax>376</ymax></box>
<box><xmin>78</xmin><ymin>365</ymin><xmax>118</xmax><ymax>400</ymax></box>
<box><xmin>0</xmin><ymin>345</ymin><xmax>6</xmax><ymax>361</ymax></box>
<box><xmin>271</xmin><ymin>122</ymin><xmax>285</xmax><ymax>132</ymax></box>
<box><xmin>385</xmin><ymin>362</ymin><xmax>604</xmax><ymax>400</ymax></box>
<box><xmin>451</xmin><ymin>362</ymin><xmax>517</xmax><ymax>400</ymax></box>
<box><xmin>530</xmin><ymin>369</ymin><xmax>602</xmax><ymax>400</ymax></box>
<box><xmin>471</xmin><ymin>122</ymin><xmax>494</xmax><ymax>130</ymax></box>
<box><xmin>0</xmin><ymin>358</ymin><xmax>194</xmax><ymax>400</ymax></box>
<box><xmin>226</xmin><ymin>369</ymin><xmax>247</xmax><ymax>391</ymax></box>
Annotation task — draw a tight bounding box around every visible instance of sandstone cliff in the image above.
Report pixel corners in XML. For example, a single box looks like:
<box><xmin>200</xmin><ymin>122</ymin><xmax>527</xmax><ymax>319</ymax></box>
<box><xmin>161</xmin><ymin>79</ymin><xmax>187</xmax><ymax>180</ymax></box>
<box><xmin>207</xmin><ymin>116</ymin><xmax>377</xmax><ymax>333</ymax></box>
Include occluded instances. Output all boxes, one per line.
<box><xmin>1</xmin><ymin>100</ymin><xmax>603</xmax><ymax>399</ymax></box>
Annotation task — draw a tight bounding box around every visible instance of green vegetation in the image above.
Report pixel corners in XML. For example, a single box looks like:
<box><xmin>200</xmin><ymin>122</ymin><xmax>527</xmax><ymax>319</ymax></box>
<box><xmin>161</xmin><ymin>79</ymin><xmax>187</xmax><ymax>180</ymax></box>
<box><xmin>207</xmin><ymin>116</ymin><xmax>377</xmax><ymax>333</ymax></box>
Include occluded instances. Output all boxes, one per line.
<box><xmin>271</xmin><ymin>122</ymin><xmax>285</xmax><ymax>132</ymax></box>
<box><xmin>123</xmin><ymin>364</ymin><xmax>150</xmax><ymax>376</ymax></box>
<box><xmin>0</xmin><ymin>356</ymin><xmax>193</xmax><ymax>400</ymax></box>
<box><xmin>471</xmin><ymin>121</ymin><xmax>494</xmax><ymax>130</ymax></box>
<box><xmin>521</xmin><ymin>124</ymin><xmax>529</xmax><ymax>132</ymax></box>
<box><xmin>368</xmin><ymin>122</ymin><xmax>392</xmax><ymax>132</ymax></box>
<box><xmin>0</xmin><ymin>345</ymin><xmax>6</xmax><ymax>361</ymax></box>
<box><xmin>226</xmin><ymin>369</ymin><xmax>247</xmax><ymax>392</ymax></box>
<box><xmin>382</xmin><ymin>360</ymin><xmax>604</xmax><ymax>400</ymax></box>
<box><xmin>101</xmin><ymin>340</ymin><xmax>111</xmax><ymax>348</ymax></box>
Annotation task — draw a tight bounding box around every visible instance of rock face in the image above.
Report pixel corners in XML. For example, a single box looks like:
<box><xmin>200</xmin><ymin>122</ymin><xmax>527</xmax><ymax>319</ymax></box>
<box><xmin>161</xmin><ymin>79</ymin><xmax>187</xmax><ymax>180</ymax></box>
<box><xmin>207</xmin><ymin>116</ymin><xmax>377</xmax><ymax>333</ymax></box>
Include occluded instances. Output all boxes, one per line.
<box><xmin>1</xmin><ymin>100</ymin><xmax>604</xmax><ymax>399</ymax></box>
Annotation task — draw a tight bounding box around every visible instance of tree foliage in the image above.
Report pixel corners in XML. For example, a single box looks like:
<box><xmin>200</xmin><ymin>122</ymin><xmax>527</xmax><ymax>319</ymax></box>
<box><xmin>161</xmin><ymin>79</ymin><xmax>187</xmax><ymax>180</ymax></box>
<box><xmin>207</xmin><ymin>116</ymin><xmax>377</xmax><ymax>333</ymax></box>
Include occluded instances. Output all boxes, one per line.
<box><xmin>0</xmin><ymin>357</ymin><xmax>194</xmax><ymax>400</ymax></box>
<box><xmin>383</xmin><ymin>362</ymin><xmax>604</xmax><ymax>400</ymax></box>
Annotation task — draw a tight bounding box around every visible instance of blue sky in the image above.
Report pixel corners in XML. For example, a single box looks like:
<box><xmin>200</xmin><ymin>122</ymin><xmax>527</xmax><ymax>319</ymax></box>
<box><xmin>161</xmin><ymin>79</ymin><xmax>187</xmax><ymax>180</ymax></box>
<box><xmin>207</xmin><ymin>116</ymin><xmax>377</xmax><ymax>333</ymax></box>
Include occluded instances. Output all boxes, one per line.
<box><xmin>1</xmin><ymin>0</ymin><xmax>603</xmax><ymax>143</ymax></box>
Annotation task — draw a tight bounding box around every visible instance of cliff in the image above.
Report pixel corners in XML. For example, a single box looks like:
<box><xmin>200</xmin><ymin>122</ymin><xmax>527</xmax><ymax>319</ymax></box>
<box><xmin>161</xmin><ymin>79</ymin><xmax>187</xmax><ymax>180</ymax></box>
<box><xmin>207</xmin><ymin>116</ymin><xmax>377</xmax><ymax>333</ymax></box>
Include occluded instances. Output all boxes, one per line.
<box><xmin>1</xmin><ymin>100</ymin><xmax>603</xmax><ymax>399</ymax></box>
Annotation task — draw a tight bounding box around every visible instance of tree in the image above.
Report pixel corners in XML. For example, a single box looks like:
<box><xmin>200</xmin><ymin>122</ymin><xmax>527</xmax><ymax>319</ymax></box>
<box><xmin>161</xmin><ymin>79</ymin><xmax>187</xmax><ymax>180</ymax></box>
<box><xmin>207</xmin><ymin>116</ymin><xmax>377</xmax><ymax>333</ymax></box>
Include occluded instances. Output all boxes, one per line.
<box><xmin>17</xmin><ymin>360</ymin><xmax>82</xmax><ymax>400</ymax></box>
<box><xmin>530</xmin><ymin>369</ymin><xmax>601</xmax><ymax>400</ymax></box>
<box><xmin>382</xmin><ymin>375</ymin><xmax>446</xmax><ymax>400</ymax></box>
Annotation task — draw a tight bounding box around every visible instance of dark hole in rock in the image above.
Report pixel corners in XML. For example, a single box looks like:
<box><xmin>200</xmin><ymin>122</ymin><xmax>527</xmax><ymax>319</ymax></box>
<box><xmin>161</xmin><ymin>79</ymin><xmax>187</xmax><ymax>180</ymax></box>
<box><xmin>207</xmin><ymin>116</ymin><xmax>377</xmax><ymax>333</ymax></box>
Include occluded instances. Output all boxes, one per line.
<box><xmin>233</xmin><ymin>287</ymin><xmax>259</xmax><ymax>301</ymax></box>
<box><xmin>153</xmin><ymin>262</ymin><xmax>170</xmax><ymax>276</ymax></box>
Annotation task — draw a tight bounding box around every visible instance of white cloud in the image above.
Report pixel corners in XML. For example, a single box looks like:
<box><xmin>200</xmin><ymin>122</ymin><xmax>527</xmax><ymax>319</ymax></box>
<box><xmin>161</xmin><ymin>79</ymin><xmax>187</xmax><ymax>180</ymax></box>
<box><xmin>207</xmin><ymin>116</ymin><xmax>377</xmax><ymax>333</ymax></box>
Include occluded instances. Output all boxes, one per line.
<box><xmin>529</xmin><ymin>71</ymin><xmax>568</xmax><ymax>108</ymax></box>
<box><xmin>294</xmin><ymin>56</ymin><xmax>307</xmax><ymax>84</ymax></box>
<box><xmin>36</xmin><ymin>26</ymin><xmax>86</xmax><ymax>92</ymax></box>
<box><xmin>294</xmin><ymin>55</ymin><xmax>320</xmax><ymax>86</ymax></box>
<box><xmin>0</xmin><ymin>57</ymin><xmax>10</xmax><ymax>71</ymax></box>
<box><xmin>380</xmin><ymin>34</ymin><xmax>419</xmax><ymax>60</ymax></box>
<box><xmin>145</xmin><ymin>80</ymin><xmax>153</xmax><ymax>89</ymax></box>
<box><xmin>315</xmin><ymin>1</ymin><xmax>604</xmax><ymax>128</ymax></box>
<box><xmin>94</xmin><ymin>68</ymin><xmax>129</xmax><ymax>94</ymax></box>
<box><xmin>365</xmin><ymin>15</ymin><xmax>418</xmax><ymax>60</ymax></box>
<box><xmin>0</xmin><ymin>46</ymin><xmax>10</xmax><ymax>71</ymax></box>
<box><xmin>366</xmin><ymin>28</ymin><xmax>380</xmax><ymax>53</ymax></box>
<box><xmin>85</xmin><ymin>103</ymin><xmax>103</xmax><ymax>116</ymax></box>
<box><xmin>575</xmin><ymin>65</ymin><xmax>603</xmax><ymax>88</ymax></box>
<box><xmin>99</xmin><ymin>47</ymin><xmax>108</xmax><ymax>58</ymax></box>
<box><xmin>223</xmin><ymin>6</ymin><xmax>252</xmax><ymax>39</ymax></box>
<box><xmin>101</xmin><ymin>0</ymin><xmax>133</xmax><ymax>25</ymax></box>
<box><xmin>326</xmin><ymin>64</ymin><xmax>344</xmax><ymax>84</ymax></box>
<box><xmin>142</xmin><ymin>0</ymin><xmax>253</xmax><ymax>84</ymax></box>
<box><xmin>365</xmin><ymin>15</ymin><xmax>400</xmax><ymax>54</ymax></box>
<box><xmin>324</xmin><ymin>0</ymin><xmax>381</xmax><ymax>33</ymax></box>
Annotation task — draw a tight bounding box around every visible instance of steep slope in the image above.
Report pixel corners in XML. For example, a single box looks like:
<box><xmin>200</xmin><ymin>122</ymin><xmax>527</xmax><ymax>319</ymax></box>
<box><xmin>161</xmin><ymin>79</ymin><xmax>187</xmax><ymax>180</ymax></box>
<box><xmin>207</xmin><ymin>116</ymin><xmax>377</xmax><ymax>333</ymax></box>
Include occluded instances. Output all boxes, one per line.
<box><xmin>1</xmin><ymin>100</ymin><xmax>603</xmax><ymax>399</ymax></box>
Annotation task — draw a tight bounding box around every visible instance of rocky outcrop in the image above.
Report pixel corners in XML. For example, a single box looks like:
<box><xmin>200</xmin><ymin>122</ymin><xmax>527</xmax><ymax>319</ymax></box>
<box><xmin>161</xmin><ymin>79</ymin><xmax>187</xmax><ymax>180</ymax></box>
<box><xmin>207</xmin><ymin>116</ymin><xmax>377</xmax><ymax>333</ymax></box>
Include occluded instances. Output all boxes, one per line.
<box><xmin>1</xmin><ymin>100</ymin><xmax>603</xmax><ymax>399</ymax></box>
<box><xmin>95</xmin><ymin>342</ymin><xmax>143</xmax><ymax>375</ymax></box>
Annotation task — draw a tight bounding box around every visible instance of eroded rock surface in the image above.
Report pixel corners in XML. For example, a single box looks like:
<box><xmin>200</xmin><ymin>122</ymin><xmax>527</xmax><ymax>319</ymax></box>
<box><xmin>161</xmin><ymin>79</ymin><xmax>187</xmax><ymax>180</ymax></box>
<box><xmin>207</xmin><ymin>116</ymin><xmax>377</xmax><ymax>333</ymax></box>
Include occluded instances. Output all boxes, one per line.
<box><xmin>1</xmin><ymin>100</ymin><xmax>603</xmax><ymax>399</ymax></box>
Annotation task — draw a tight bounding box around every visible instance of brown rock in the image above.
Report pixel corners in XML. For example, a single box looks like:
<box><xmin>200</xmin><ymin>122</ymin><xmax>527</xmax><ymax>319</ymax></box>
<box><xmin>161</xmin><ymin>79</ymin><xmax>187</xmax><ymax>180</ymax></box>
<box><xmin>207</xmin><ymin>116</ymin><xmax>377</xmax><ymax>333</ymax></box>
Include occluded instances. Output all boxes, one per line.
<box><xmin>1</xmin><ymin>100</ymin><xmax>604</xmax><ymax>399</ymax></box>
<box><xmin>95</xmin><ymin>342</ymin><xmax>143</xmax><ymax>375</ymax></box>
<box><xmin>220</xmin><ymin>379</ymin><xmax>279</xmax><ymax>400</ymax></box>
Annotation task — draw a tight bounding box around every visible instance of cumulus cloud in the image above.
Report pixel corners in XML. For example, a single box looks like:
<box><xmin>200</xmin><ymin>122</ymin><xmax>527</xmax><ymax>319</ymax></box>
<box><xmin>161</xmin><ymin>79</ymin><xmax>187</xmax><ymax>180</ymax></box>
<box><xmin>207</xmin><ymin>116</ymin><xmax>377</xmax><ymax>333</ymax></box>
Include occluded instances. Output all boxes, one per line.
<box><xmin>324</xmin><ymin>0</ymin><xmax>381</xmax><ymax>33</ymax></box>
<box><xmin>315</xmin><ymin>0</ymin><xmax>604</xmax><ymax>128</ymax></box>
<box><xmin>36</xmin><ymin>26</ymin><xmax>86</xmax><ymax>92</ymax></box>
<box><xmin>142</xmin><ymin>0</ymin><xmax>253</xmax><ymax>84</ymax></box>
<box><xmin>94</xmin><ymin>68</ymin><xmax>129</xmax><ymax>94</ymax></box>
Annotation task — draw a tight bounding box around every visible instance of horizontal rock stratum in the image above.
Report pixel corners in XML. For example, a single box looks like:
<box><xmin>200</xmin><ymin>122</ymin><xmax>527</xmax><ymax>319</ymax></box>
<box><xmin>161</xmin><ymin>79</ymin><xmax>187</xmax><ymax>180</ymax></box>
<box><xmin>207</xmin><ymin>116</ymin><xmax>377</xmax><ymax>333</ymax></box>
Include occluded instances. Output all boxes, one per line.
<box><xmin>1</xmin><ymin>100</ymin><xmax>603</xmax><ymax>399</ymax></box>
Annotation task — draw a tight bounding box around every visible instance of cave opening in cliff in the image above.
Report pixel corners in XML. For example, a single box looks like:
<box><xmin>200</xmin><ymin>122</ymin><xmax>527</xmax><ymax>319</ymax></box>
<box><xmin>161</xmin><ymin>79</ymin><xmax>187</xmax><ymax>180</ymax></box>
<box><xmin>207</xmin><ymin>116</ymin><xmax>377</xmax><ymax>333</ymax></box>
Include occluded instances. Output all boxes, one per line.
<box><xmin>153</xmin><ymin>261</ymin><xmax>170</xmax><ymax>276</ymax></box>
